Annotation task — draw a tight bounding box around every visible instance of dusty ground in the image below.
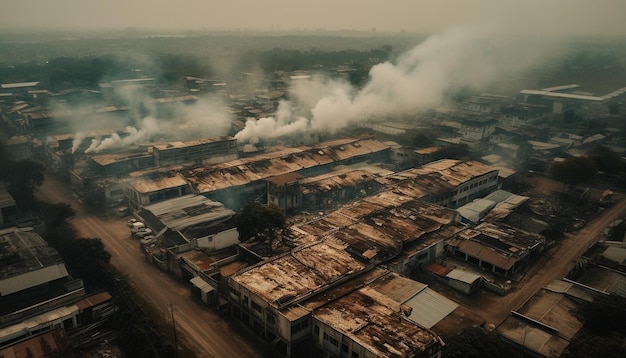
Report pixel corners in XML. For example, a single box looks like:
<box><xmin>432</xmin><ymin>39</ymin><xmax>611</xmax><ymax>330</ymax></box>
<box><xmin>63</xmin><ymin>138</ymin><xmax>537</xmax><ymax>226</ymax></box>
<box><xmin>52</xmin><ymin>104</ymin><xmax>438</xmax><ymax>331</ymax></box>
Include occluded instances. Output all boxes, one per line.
<box><xmin>37</xmin><ymin>176</ymin><xmax>263</xmax><ymax>358</ymax></box>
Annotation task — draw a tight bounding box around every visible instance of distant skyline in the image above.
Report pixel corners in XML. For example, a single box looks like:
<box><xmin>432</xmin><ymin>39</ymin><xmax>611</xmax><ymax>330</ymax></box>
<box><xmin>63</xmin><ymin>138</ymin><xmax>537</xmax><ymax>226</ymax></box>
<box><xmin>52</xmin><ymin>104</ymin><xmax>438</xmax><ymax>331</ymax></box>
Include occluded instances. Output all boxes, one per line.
<box><xmin>2</xmin><ymin>0</ymin><xmax>626</xmax><ymax>37</ymax></box>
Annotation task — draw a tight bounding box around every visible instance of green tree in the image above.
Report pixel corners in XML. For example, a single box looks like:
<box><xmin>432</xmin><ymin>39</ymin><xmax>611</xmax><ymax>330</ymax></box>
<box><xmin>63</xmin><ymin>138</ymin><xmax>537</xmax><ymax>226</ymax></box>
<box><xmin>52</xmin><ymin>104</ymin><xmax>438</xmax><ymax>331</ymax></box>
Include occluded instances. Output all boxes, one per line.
<box><xmin>409</xmin><ymin>129</ymin><xmax>440</xmax><ymax>148</ymax></box>
<box><xmin>564</xmin><ymin>295</ymin><xmax>626</xmax><ymax>358</ymax></box>
<box><xmin>435</xmin><ymin>144</ymin><xmax>472</xmax><ymax>161</ymax></box>
<box><xmin>577</xmin><ymin>294</ymin><xmax>626</xmax><ymax>335</ymax></box>
<box><xmin>44</xmin><ymin>202</ymin><xmax>76</xmax><ymax>227</ymax></box>
<box><xmin>81</xmin><ymin>185</ymin><xmax>106</xmax><ymax>214</ymax></box>
<box><xmin>443</xmin><ymin>327</ymin><xmax>521</xmax><ymax>358</ymax></box>
<box><xmin>549</xmin><ymin>156</ymin><xmax>597</xmax><ymax>190</ymax></box>
<box><xmin>236</xmin><ymin>202</ymin><xmax>285</xmax><ymax>254</ymax></box>
<box><xmin>586</xmin><ymin>145</ymin><xmax>625</xmax><ymax>174</ymax></box>
<box><xmin>0</xmin><ymin>159</ymin><xmax>45</xmax><ymax>209</ymax></box>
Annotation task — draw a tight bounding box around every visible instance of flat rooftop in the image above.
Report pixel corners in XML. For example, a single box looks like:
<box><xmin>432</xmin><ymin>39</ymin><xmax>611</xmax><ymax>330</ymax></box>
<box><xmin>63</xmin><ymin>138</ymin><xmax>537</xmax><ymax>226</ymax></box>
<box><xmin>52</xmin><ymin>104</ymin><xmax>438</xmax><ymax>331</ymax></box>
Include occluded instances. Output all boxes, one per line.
<box><xmin>140</xmin><ymin>194</ymin><xmax>235</xmax><ymax>232</ymax></box>
<box><xmin>231</xmin><ymin>239</ymin><xmax>367</xmax><ymax>308</ymax></box>
<box><xmin>0</xmin><ymin>227</ymin><xmax>68</xmax><ymax>296</ymax></box>
<box><xmin>151</xmin><ymin>136</ymin><xmax>235</xmax><ymax>151</ymax></box>
<box><xmin>131</xmin><ymin>174</ymin><xmax>188</xmax><ymax>194</ymax></box>
<box><xmin>0</xmin><ymin>228</ymin><xmax>65</xmax><ymax>280</ymax></box>
<box><xmin>314</xmin><ymin>273</ymin><xmax>440</xmax><ymax>357</ymax></box>
<box><xmin>184</xmin><ymin>138</ymin><xmax>390</xmax><ymax>194</ymax></box>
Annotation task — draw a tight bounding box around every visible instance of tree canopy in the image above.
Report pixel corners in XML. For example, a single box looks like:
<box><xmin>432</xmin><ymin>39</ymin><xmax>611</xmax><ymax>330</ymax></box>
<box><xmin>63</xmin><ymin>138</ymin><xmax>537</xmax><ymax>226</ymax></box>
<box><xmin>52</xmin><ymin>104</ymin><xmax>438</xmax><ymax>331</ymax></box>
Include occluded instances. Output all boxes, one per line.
<box><xmin>442</xmin><ymin>327</ymin><xmax>521</xmax><ymax>358</ymax></box>
<box><xmin>236</xmin><ymin>202</ymin><xmax>285</xmax><ymax>242</ymax></box>
<box><xmin>564</xmin><ymin>294</ymin><xmax>626</xmax><ymax>358</ymax></box>
<box><xmin>0</xmin><ymin>158</ymin><xmax>45</xmax><ymax>209</ymax></box>
<box><xmin>586</xmin><ymin>145</ymin><xmax>625</xmax><ymax>174</ymax></box>
<box><xmin>549</xmin><ymin>156</ymin><xmax>597</xmax><ymax>189</ymax></box>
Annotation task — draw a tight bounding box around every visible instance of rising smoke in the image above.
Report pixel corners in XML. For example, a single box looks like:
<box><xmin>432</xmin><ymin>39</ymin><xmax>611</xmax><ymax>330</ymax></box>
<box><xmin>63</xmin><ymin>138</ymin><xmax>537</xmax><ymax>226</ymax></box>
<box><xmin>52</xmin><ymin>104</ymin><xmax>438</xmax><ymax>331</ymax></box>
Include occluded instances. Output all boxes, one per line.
<box><xmin>235</xmin><ymin>25</ymin><xmax>560</xmax><ymax>143</ymax></box>
<box><xmin>61</xmin><ymin>85</ymin><xmax>233</xmax><ymax>154</ymax></box>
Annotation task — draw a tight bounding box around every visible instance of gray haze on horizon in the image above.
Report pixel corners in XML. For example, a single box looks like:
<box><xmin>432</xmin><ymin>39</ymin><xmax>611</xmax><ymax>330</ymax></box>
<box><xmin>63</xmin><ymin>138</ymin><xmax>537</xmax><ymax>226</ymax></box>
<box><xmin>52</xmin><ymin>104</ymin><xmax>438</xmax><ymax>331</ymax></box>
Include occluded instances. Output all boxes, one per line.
<box><xmin>2</xmin><ymin>0</ymin><xmax>626</xmax><ymax>37</ymax></box>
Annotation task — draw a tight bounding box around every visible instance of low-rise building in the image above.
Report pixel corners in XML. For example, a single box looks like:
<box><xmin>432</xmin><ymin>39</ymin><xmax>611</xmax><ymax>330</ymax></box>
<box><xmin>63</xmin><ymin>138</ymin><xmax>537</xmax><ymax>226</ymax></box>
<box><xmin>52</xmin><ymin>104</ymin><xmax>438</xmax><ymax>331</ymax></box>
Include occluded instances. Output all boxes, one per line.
<box><xmin>0</xmin><ymin>227</ymin><xmax>115</xmax><ymax>346</ymax></box>
<box><xmin>299</xmin><ymin>165</ymin><xmax>391</xmax><ymax>211</ymax></box>
<box><xmin>312</xmin><ymin>271</ymin><xmax>445</xmax><ymax>358</ymax></box>
<box><xmin>496</xmin><ymin>279</ymin><xmax>602</xmax><ymax>357</ymax></box>
<box><xmin>446</xmin><ymin>222</ymin><xmax>545</xmax><ymax>278</ymax></box>
<box><xmin>458</xmin><ymin>117</ymin><xmax>497</xmax><ymax>143</ymax></box>
<box><xmin>183</xmin><ymin>138</ymin><xmax>390</xmax><ymax>210</ymax></box>
<box><xmin>385</xmin><ymin>159</ymin><xmax>499</xmax><ymax>208</ymax></box>
<box><xmin>152</xmin><ymin>137</ymin><xmax>238</xmax><ymax>167</ymax></box>
<box><xmin>228</xmin><ymin>239</ymin><xmax>371</xmax><ymax>356</ymax></box>
<box><xmin>125</xmin><ymin>173</ymin><xmax>190</xmax><ymax>209</ymax></box>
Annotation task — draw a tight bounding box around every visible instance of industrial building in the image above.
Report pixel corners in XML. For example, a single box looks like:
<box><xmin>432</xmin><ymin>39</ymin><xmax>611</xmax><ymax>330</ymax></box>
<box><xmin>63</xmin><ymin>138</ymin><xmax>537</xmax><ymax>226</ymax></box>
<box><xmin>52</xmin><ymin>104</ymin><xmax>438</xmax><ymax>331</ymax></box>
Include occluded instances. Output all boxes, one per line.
<box><xmin>312</xmin><ymin>270</ymin><xmax>445</xmax><ymax>358</ymax></box>
<box><xmin>228</xmin><ymin>245</ymin><xmax>444</xmax><ymax>357</ymax></box>
<box><xmin>135</xmin><ymin>195</ymin><xmax>238</xmax><ymax>274</ymax></box>
<box><xmin>380</xmin><ymin>159</ymin><xmax>499</xmax><ymax>208</ymax></box>
<box><xmin>183</xmin><ymin>137</ymin><xmax>391</xmax><ymax>210</ymax></box>
<box><xmin>456</xmin><ymin>190</ymin><xmax>529</xmax><ymax>226</ymax></box>
<box><xmin>152</xmin><ymin>137</ymin><xmax>237</xmax><ymax>167</ymax></box>
<box><xmin>125</xmin><ymin>172</ymin><xmax>190</xmax><ymax>209</ymax></box>
<box><xmin>0</xmin><ymin>227</ymin><xmax>115</xmax><ymax>348</ymax></box>
<box><xmin>299</xmin><ymin>165</ymin><xmax>391</xmax><ymax>211</ymax></box>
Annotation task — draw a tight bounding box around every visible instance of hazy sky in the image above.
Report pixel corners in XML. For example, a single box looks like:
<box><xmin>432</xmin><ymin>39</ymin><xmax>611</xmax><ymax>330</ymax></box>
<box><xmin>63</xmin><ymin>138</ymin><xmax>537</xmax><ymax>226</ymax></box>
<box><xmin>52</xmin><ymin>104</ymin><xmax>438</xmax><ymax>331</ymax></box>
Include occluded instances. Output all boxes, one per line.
<box><xmin>2</xmin><ymin>0</ymin><xmax>626</xmax><ymax>36</ymax></box>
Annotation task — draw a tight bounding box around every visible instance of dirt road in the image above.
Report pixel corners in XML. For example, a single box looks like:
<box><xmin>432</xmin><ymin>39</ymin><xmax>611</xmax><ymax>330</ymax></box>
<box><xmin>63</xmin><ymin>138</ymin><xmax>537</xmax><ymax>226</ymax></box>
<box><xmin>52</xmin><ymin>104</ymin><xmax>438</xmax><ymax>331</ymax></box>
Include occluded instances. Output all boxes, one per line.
<box><xmin>37</xmin><ymin>177</ymin><xmax>261</xmax><ymax>358</ymax></box>
<box><xmin>453</xmin><ymin>192</ymin><xmax>626</xmax><ymax>328</ymax></box>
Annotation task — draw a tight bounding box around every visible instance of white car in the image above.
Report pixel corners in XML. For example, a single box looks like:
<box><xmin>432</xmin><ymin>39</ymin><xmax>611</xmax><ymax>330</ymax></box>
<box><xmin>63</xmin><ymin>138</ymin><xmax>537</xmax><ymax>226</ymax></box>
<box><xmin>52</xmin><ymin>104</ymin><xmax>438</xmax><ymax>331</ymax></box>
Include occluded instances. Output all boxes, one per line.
<box><xmin>127</xmin><ymin>218</ymin><xmax>138</xmax><ymax>227</ymax></box>
<box><xmin>132</xmin><ymin>228</ymin><xmax>153</xmax><ymax>239</ymax></box>
<box><xmin>140</xmin><ymin>236</ymin><xmax>156</xmax><ymax>245</ymax></box>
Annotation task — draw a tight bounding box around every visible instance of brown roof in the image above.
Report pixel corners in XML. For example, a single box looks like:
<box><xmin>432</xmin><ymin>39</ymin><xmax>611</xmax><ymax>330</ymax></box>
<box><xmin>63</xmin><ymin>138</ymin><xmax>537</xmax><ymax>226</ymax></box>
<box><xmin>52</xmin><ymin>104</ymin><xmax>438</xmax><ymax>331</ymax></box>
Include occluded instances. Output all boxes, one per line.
<box><xmin>456</xmin><ymin>239</ymin><xmax>518</xmax><ymax>270</ymax></box>
<box><xmin>266</xmin><ymin>172</ymin><xmax>304</xmax><ymax>185</ymax></box>
<box><xmin>75</xmin><ymin>291</ymin><xmax>113</xmax><ymax>310</ymax></box>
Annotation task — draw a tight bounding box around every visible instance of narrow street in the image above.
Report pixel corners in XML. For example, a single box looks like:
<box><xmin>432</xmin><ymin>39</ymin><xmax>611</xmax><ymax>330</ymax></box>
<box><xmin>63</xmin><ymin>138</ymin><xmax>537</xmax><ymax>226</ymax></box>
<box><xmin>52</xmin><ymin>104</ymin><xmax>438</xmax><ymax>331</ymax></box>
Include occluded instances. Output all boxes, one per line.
<box><xmin>36</xmin><ymin>176</ymin><xmax>262</xmax><ymax>358</ymax></box>
<box><xmin>450</xmin><ymin>193</ymin><xmax>626</xmax><ymax>327</ymax></box>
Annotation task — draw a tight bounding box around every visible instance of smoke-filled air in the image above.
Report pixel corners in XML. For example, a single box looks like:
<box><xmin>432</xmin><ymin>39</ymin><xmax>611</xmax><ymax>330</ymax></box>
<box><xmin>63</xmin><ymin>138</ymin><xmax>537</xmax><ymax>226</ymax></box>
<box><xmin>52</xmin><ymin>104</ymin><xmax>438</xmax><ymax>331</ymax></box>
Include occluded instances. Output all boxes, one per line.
<box><xmin>235</xmin><ymin>25</ymin><xmax>558</xmax><ymax>144</ymax></box>
<box><xmin>60</xmin><ymin>84</ymin><xmax>233</xmax><ymax>154</ymax></box>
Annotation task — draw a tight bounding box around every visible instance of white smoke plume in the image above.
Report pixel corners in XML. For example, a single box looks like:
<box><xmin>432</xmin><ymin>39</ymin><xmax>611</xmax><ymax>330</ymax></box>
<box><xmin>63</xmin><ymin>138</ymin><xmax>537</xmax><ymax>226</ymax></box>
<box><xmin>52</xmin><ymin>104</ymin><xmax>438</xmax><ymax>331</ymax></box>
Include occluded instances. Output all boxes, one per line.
<box><xmin>235</xmin><ymin>101</ymin><xmax>308</xmax><ymax>144</ymax></box>
<box><xmin>235</xmin><ymin>25</ymin><xmax>559</xmax><ymax>143</ymax></box>
<box><xmin>71</xmin><ymin>131</ymin><xmax>86</xmax><ymax>153</ymax></box>
<box><xmin>84</xmin><ymin>117</ymin><xmax>160</xmax><ymax>153</ymax></box>
<box><xmin>54</xmin><ymin>82</ymin><xmax>234</xmax><ymax>153</ymax></box>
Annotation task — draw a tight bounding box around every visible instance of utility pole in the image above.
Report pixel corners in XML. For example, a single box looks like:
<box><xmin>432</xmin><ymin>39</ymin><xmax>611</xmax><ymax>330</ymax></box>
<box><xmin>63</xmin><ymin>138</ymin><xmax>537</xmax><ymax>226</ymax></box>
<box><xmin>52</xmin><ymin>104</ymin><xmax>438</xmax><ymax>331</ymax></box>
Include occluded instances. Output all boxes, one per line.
<box><xmin>171</xmin><ymin>302</ymin><xmax>178</xmax><ymax>358</ymax></box>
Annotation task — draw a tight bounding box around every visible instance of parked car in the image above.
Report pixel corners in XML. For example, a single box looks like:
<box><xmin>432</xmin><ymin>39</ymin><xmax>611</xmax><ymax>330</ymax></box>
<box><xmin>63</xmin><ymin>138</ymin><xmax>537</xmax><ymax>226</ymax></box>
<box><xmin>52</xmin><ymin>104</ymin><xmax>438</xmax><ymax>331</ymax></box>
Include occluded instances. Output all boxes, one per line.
<box><xmin>127</xmin><ymin>218</ymin><xmax>138</xmax><ymax>227</ymax></box>
<box><xmin>140</xmin><ymin>236</ymin><xmax>156</xmax><ymax>245</ymax></box>
<box><xmin>132</xmin><ymin>228</ymin><xmax>153</xmax><ymax>239</ymax></box>
<box><xmin>115</xmin><ymin>206</ymin><xmax>130</xmax><ymax>217</ymax></box>
<box><xmin>130</xmin><ymin>221</ymin><xmax>146</xmax><ymax>230</ymax></box>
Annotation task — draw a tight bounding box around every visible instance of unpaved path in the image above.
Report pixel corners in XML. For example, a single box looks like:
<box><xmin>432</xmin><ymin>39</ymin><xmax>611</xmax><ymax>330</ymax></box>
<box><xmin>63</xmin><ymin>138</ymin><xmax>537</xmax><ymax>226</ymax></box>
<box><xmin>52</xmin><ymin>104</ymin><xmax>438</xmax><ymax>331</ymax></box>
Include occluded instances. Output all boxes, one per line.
<box><xmin>37</xmin><ymin>176</ymin><xmax>262</xmax><ymax>358</ymax></box>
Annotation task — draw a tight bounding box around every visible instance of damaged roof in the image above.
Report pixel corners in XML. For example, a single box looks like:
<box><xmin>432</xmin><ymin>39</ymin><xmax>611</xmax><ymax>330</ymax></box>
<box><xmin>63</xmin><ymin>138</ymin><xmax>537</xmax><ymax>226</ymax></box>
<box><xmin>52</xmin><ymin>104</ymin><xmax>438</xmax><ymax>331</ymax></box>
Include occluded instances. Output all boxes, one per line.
<box><xmin>151</xmin><ymin>136</ymin><xmax>235</xmax><ymax>151</ymax></box>
<box><xmin>313</xmin><ymin>273</ymin><xmax>440</xmax><ymax>357</ymax></box>
<box><xmin>231</xmin><ymin>239</ymin><xmax>367</xmax><ymax>308</ymax></box>
<box><xmin>130</xmin><ymin>173</ymin><xmax>188</xmax><ymax>193</ymax></box>
<box><xmin>140</xmin><ymin>194</ymin><xmax>235</xmax><ymax>232</ymax></box>
<box><xmin>301</xmin><ymin>168</ymin><xmax>379</xmax><ymax>195</ymax></box>
<box><xmin>0</xmin><ymin>227</ymin><xmax>68</xmax><ymax>296</ymax></box>
<box><xmin>183</xmin><ymin>138</ymin><xmax>390</xmax><ymax>194</ymax></box>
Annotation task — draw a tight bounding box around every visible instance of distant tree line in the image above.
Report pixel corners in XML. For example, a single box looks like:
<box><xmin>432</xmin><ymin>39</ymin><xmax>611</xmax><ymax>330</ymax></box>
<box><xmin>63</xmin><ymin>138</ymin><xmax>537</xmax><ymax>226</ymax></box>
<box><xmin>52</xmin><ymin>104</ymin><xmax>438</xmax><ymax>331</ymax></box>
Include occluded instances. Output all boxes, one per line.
<box><xmin>0</xmin><ymin>46</ymin><xmax>392</xmax><ymax>91</ymax></box>
<box><xmin>0</xmin><ymin>54</ymin><xmax>213</xmax><ymax>91</ymax></box>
